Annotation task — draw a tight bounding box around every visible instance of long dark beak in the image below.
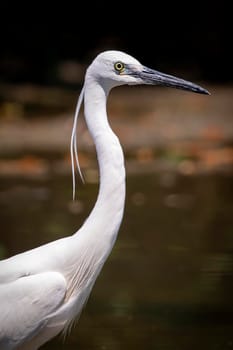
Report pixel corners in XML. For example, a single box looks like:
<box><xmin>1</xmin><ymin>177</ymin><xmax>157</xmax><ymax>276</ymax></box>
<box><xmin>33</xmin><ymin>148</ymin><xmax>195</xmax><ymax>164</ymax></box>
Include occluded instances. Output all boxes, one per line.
<box><xmin>139</xmin><ymin>66</ymin><xmax>210</xmax><ymax>95</ymax></box>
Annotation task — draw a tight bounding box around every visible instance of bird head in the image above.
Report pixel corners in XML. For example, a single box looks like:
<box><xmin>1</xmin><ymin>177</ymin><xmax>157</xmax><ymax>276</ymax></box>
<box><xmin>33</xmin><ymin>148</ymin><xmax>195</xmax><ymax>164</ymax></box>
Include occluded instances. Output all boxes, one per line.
<box><xmin>86</xmin><ymin>50</ymin><xmax>209</xmax><ymax>95</ymax></box>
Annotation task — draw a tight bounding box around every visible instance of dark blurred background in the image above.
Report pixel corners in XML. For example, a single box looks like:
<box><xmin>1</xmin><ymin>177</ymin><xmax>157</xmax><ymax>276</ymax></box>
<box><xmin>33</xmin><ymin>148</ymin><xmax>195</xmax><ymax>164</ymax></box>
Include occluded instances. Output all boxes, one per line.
<box><xmin>0</xmin><ymin>2</ymin><xmax>233</xmax><ymax>350</ymax></box>
<box><xmin>0</xmin><ymin>1</ymin><xmax>232</xmax><ymax>85</ymax></box>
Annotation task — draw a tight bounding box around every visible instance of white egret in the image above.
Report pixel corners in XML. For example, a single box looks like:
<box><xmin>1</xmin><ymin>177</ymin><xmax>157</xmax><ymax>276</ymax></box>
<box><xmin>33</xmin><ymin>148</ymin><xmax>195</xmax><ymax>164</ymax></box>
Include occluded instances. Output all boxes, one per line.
<box><xmin>0</xmin><ymin>50</ymin><xmax>209</xmax><ymax>349</ymax></box>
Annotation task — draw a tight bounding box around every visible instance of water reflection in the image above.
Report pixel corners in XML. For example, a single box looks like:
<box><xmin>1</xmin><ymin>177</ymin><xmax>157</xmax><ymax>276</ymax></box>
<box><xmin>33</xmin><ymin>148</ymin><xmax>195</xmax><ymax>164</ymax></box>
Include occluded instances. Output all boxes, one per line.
<box><xmin>0</xmin><ymin>172</ymin><xmax>233</xmax><ymax>349</ymax></box>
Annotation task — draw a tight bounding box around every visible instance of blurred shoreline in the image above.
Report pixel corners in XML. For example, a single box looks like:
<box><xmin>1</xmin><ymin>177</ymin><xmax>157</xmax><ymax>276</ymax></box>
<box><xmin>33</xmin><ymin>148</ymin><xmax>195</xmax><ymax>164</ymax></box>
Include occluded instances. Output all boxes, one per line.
<box><xmin>0</xmin><ymin>84</ymin><xmax>232</xmax><ymax>177</ymax></box>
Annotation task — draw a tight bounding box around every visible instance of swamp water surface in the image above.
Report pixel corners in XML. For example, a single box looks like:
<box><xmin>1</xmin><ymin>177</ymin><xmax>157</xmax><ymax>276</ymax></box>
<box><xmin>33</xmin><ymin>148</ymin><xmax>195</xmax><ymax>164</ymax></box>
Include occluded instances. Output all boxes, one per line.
<box><xmin>0</xmin><ymin>170</ymin><xmax>233</xmax><ymax>350</ymax></box>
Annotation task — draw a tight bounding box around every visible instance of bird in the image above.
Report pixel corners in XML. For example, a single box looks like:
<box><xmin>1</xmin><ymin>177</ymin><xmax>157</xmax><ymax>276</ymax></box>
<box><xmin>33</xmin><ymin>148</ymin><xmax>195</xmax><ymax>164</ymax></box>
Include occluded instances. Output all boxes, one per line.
<box><xmin>0</xmin><ymin>50</ymin><xmax>209</xmax><ymax>349</ymax></box>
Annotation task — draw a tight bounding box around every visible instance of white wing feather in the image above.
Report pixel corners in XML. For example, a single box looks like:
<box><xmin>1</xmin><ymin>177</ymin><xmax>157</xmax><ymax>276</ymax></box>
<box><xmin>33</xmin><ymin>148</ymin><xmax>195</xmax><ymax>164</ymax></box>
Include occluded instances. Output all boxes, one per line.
<box><xmin>0</xmin><ymin>272</ymin><xmax>66</xmax><ymax>349</ymax></box>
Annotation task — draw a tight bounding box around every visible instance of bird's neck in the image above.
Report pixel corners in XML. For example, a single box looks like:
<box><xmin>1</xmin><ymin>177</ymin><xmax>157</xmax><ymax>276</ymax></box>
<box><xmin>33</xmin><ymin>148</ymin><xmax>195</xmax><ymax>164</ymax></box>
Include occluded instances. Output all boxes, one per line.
<box><xmin>80</xmin><ymin>79</ymin><xmax>126</xmax><ymax>246</ymax></box>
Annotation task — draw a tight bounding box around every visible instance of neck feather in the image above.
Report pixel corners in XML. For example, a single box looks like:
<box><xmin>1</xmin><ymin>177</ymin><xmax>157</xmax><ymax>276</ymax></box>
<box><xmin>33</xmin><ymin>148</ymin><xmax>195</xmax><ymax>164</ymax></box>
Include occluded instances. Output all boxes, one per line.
<box><xmin>81</xmin><ymin>78</ymin><xmax>126</xmax><ymax>243</ymax></box>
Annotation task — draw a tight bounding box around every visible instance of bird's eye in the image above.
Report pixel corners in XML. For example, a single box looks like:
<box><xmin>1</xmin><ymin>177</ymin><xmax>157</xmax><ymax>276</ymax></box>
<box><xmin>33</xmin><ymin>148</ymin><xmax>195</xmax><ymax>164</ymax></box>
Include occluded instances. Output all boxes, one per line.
<box><xmin>114</xmin><ymin>61</ymin><xmax>125</xmax><ymax>73</ymax></box>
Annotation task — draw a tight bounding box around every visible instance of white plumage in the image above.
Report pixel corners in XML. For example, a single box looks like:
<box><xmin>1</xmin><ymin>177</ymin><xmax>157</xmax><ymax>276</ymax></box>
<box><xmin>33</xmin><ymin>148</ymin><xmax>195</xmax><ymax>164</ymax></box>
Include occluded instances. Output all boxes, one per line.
<box><xmin>0</xmin><ymin>50</ymin><xmax>209</xmax><ymax>349</ymax></box>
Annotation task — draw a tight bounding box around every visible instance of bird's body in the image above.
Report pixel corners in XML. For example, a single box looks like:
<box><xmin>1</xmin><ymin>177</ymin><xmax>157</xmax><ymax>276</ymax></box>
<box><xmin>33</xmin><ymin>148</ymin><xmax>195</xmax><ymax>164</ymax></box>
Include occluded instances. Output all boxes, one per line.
<box><xmin>0</xmin><ymin>51</ymin><xmax>209</xmax><ymax>349</ymax></box>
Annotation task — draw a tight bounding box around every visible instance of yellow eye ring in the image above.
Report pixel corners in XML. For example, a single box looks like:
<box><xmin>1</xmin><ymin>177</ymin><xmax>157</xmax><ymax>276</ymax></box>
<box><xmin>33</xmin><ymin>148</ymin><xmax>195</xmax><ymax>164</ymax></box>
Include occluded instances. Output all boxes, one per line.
<box><xmin>114</xmin><ymin>61</ymin><xmax>125</xmax><ymax>73</ymax></box>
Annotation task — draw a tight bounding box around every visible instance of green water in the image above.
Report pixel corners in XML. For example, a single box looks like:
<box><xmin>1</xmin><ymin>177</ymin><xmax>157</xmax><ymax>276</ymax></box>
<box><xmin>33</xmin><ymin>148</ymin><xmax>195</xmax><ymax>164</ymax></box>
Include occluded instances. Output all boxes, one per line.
<box><xmin>0</xmin><ymin>172</ymin><xmax>233</xmax><ymax>349</ymax></box>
